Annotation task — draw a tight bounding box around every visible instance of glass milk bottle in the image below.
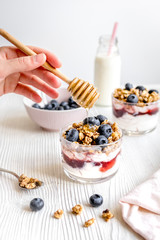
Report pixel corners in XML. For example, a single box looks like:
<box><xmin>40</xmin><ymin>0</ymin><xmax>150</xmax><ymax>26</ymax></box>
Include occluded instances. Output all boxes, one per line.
<box><xmin>94</xmin><ymin>35</ymin><xmax>121</xmax><ymax>106</ymax></box>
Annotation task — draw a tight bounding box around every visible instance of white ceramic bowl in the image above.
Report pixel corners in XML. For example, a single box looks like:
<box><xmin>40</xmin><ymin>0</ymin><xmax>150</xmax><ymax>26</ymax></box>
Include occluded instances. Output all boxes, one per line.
<box><xmin>23</xmin><ymin>88</ymin><xmax>88</xmax><ymax>131</ymax></box>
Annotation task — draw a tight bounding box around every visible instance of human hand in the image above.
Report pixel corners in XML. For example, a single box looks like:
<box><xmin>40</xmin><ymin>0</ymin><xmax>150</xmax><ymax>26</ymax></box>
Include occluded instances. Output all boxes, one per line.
<box><xmin>0</xmin><ymin>46</ymin><xmax>62</xmax><ymax>102</ymax></box>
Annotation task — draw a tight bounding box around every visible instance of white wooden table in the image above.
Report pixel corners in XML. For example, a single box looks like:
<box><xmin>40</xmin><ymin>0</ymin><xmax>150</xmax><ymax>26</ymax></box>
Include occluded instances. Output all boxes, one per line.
<box><xmin>1</xmin><ymin>93</ymin><xmax>160</xmax><ymax>240</ymax></box>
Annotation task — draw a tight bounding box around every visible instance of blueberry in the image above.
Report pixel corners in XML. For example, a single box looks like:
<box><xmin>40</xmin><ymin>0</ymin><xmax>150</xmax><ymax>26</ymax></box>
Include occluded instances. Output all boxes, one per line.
<box><xmin>68</xmin><ymin>96</ymin><xmax>75</xmax><ymax>105</ymax></box>
<box><xmin>50</xmin><ymin>100</ymin><xmax>59</xmax><ymax>109</ymax></box>
<box><xmin>135</xmin><ymin>86</ymin><xmax>145</xmax><ymax>91</ymax></box>
<box><xmin>148</xmin><ymin>89</ymin><xmax>159</xmax><ymax>94</ymax></box>
<box><xmin>57</xmin><ymin>106</ymin><xmax>64</xmax><ymax>110</ymax></box>
<box><xmin>96</xmin><ymin>115</ymin><xmax>107</xmax><ymax>124</ymax></box>
<box><xmin>89</xmin><ymin>194</ymin><xmax>103</xmax><ymax>207</ymax></box>
<box><xmin>125</xmin><ymin>83</ymin><xmax>133</xmax><ymax>90</ymax></box>
<box><xmin>30</xmin><ymin>198</ymin><xmax>44</xmax><ymax>211</ymax></box>
<box><xmin>66</xmin><ymin>129</ymin><xmax>79</xmax><ymax>142</ymax></box>
<box><xmin>83</xmin><ymin>117</ymin><xmax>100</xmax><ymax>126</ymax></box>
<box><xmin>65</xmin><ymin>130</ymin><xmax>69</xmax><ymax>136</ymax></box>
<box><xmin>32</xmin><ymin>103</ymin><xmax>41</xmax><ymax>109</ymax></box>
<box><xmin>44</xmin><ymin>103</ymin><xmax>53</xmax><ymax>110</ymax></box>
<box><xmin>95</xmin><ymin>135</ymin><xmax>108</xmax><ymax>145</ymax></box>
<box><xmin>60</xmin><ymin>101</ymin><xmax>68</xmax><ymax>107</ymax></box>
<box><xmin>98</xmin><ymin>124</ymin><xmax>112</xmax><ymax>138</ymax></box>
<box><xmin>126</xmin><ymin>94</ymin><xmax>138</xmax><ymax>103</ymax></box>
<box><xmin>70</xmin><ymin>103</ymin><xmax>79</xmax><ymax>109</ymax></box>
<box><xmin>68</xmin><ymin>97</ymin><xmax>79</xmax><ymax>108</ymax></box>
<box><xmin>64</xmin><ymin>105</ymin><xmax>70</xmax><ymax>110</ymax></box>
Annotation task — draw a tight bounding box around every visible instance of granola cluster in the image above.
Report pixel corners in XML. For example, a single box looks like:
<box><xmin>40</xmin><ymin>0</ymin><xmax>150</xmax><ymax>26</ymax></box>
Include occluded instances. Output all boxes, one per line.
<box><xmin>113</xmin><ymin>85</ymin><xmax>160</xmax><ymax>106</ymax></box>
<box><xmin>84</xmin><ymin>218</ymin><xmax>95</xmax><ymax>227</ymax></box>
<box><xmin>72</xmin><ymin>204</ymin><xmax>83</xmax><ymax>215</ymax></box>
<box><xmin>19</xmin><ymin>174</ymin><xmax>42</xmax><ymax>189</ymax></box>
<box><xmin>63</xmin><ymin>120</ymin><xmax>121</xmax><ymax>145</ymax></box>
<box><xmin>102</xmin><ymin>209</ymin><xmax>114</xmax><ymax>222</ymax></box>
<box><xmin>54</xmin><ymin>209</ymin><xmax>64</xmax><ymax>219</ymax></box>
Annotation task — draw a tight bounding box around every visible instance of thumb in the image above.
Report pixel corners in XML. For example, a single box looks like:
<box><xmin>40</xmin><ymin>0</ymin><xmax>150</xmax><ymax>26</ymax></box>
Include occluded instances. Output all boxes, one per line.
<box><xmin>4</xmin><ymin>53</ymin><xmax>46</xmax><ymax>76</ymax></box>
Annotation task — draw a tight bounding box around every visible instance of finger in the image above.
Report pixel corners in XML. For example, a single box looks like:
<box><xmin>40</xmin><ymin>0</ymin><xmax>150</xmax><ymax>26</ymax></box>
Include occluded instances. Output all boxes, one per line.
<box><xmin>14</xmin><ymin>82</ymin><xmax>42</xmax><ymax>102</ymax></box>
<box><xmin>27</xmin><ymin>46</ymin><xmax>62</xmax><ymax>68</ymax></box>
<box><xmin>0</xmin><ymin>46</ymin><xmax>62</xmax><ymax>68</ymax></box>
<box><xmin>3</xmin><ymin>53</ymin><xmax>46</xmax><ymax>76</ymax></box>
<box><xmin>19</xmin><ymin>73</ymin><xmax>59</xmax><ymax>99</ymax></box>
<box><xmin>29</xmin><ymin>68</ymin><xmax>61</xmax><ymax>88</ymax></box>
<box><xmin>0</xmin><ymin>46</ymin><xmax>21</xmax><ymax>59</ymax></box>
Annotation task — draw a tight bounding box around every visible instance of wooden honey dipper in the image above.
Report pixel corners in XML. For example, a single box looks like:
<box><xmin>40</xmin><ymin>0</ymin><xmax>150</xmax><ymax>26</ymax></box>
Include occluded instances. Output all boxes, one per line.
<box><xmin>0</xmin><ymin>29</ymin><xmax>100</xmax><ymax>108</ymax></box>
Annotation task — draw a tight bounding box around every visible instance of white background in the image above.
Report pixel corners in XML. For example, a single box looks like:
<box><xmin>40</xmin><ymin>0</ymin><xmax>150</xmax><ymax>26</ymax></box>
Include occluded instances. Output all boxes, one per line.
<box><xmin>0</xmin><ymin>0</ymin><xmax>160</xmax><ymax>86</ymax></box>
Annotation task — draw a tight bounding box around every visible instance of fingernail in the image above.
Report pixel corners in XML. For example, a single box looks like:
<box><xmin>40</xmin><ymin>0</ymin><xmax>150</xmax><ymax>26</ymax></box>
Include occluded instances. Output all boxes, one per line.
<box><xmin>34</xmin><ymin>53</ymin><xmax>46</xmax><ymax>63</ymax></box>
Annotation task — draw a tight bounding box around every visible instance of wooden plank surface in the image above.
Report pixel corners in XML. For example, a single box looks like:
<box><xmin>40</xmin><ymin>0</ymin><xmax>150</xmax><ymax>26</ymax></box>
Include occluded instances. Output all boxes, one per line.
<box><xmin>1</xmin><ymin>94</ymin><xmax>160</xmax><ymax>240</ymax></box>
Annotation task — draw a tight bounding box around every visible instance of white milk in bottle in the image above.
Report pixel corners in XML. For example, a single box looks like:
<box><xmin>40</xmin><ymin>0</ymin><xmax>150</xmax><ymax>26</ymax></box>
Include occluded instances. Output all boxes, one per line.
<box><xmin>94</xmin><ymin>35</ymin><xmax>121</xmax><ymax>106</ymax></box>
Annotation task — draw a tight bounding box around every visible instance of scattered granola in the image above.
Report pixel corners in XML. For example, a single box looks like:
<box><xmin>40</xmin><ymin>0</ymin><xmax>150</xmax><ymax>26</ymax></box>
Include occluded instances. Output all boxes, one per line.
<box><xmin>19</xmin><ymin>174</ymin><xmax>42</xmax><ymax>189</ymax></box>
<box><xmin>54</xmin><ymin>209</ymin><xmax>64</xmax><ymax>219</ymax></box>
<box><xmin>102</xmin><ymin>209</ymin><xmax>114</xmax><ymax>222</ymax></box>
<box><xmin>84</xmin><ymin>218</ymin><xmax>95</xmax><ymax>227</ymax></box>
<box><xmin>113</xmin><ymin>84</ymin><xmax>160</xmax><ymax>106</ymax></box>
<box><xmin>72</xmin><ymin>204</ymin><xmax>83</xmax><ymax>215</ymax></box>
<box><xmin>51</xmin><ymin>206</ymin><xmax>113</xmax><ymax>226</ymax></box>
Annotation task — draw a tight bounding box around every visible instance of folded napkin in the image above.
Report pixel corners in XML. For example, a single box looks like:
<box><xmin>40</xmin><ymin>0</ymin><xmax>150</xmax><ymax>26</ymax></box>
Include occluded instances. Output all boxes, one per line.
<box><xmin>119</xmin><ymin>169</ymin><xmax>160</xmax><ymax>240</ymax></box>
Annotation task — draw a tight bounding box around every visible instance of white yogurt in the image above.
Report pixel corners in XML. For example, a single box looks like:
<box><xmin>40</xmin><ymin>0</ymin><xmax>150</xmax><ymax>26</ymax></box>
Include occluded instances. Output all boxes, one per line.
<box><xmin>113</xmin><ymin>112</ymin><xmax>158</xmax><ymax>133</ymax></box>
<box><xmin>63</xmin><ymin>154</ymin><xmax>121</xmax><ymax>179</ymax></box>
<box><xmin>63</xmin><ymin>147</ymin><xmax>120</xmax><ymax>163</ymax></box>
<box><xmin>62</xmin><ymin>147</ymin><xmax>121</xmax><ymax>180</ymax></box>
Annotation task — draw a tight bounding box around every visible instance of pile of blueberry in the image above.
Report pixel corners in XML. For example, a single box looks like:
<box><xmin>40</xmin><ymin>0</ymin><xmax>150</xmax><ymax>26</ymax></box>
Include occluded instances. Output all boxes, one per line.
<box><xmin>125</xmin><ymin>83</ymin><xmax>159</xmax><ymax>104</ymax></box>
<box><xmin>66</xmin><ymin>115</ymin><xmax>113</xmax><ymax>145</ymax></box>
<box><xmin>32</xmin><ymin>97</ymin><xmax>80</xmax><ymax>111</ymax></box>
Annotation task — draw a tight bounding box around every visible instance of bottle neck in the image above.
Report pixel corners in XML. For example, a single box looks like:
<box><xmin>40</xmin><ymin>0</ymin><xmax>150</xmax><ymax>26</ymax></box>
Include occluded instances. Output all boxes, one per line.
<box><xmin>97</xmin><ymin>35</ymin><xmax>119</xmax><ymax>56</ymax></box>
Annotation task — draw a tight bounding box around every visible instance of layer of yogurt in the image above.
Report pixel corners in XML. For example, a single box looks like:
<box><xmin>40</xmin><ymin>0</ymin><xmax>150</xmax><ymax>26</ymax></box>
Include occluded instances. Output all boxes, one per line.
<box><xmin>63</xmin><ymin>154</ymin><xmax>121</xmax><ymax>179</ymax></box>
<box><xmin>62</xmin><ymin>147</ymin><xmax>120</xmax><ymax>163</ymax></box>
<box><xmin>113</xmin><ymin>112</ymin><xmax>158</xmax><ymax>132</ymax></box>
<box><xmin>112</xmin><ymin>100</ymin><xmax>159</xmax><ymax>116</ymax></box>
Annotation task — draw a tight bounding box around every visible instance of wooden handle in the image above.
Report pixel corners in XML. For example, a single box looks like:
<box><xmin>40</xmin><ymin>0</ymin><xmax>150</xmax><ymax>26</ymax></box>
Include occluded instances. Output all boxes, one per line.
<box><xmin>0</xmin><ymin>29</ymin><xmax>71</xmax><ymax>84</ymax></box>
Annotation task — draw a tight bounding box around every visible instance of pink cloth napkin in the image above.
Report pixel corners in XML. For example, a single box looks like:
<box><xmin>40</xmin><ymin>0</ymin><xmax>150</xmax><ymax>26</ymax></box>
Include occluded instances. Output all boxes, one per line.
<box><xmin>119</xmin><ymin>169</ymin><xmax>160</xmax><ymax>240</ymax></box>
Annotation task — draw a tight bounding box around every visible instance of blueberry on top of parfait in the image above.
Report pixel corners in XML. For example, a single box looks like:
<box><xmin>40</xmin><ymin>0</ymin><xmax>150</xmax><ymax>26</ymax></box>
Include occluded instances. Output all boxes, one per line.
<box><xmin>148</xmin><ymin>89</ymin><xmax>159</xmax><ymax>94</ymax></box>
<box><xmin>95</xmin><ymin>135</ymin><xmax>108</xmax><ymax>145</ymax></box>
<box><xmin>98</xmin><ymin>124</ymin><xmax>113</xmax><ymax>138</ymax></box>
<box><xmin>96</xmin><ymin>115</ymin><xmax>108</xmax><ymax>124</ymax></box>
<box><xmin>125</xmin><ymin>83</ymin><xmax>133</xmax><ymax>91</ymax></box>
<box><xmin>135</xmin><ymin>86</ymin><xmax>145</xmax><ymax>91</ymax></box>
<box><xmin>127</xmin><ymin>94</ymin><xmax>138</xmax><ymax>103</ymax></box>
<box><xmin>66</xmin><ymin>129</ymin><xmax>79</xmax><ymax>142</ymax></box>
<box><xmin>83</xmin><ymin>117</ymin><xmax>100</xmax><ymax>126</ymax></box>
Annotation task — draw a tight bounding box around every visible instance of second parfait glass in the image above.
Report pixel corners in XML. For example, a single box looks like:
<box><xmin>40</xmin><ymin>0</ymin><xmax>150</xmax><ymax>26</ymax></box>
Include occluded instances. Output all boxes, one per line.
<box><xmin>112</xmin><ymin>95</ymin><xmax>159</xmax><ymax>135</ymax></box>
